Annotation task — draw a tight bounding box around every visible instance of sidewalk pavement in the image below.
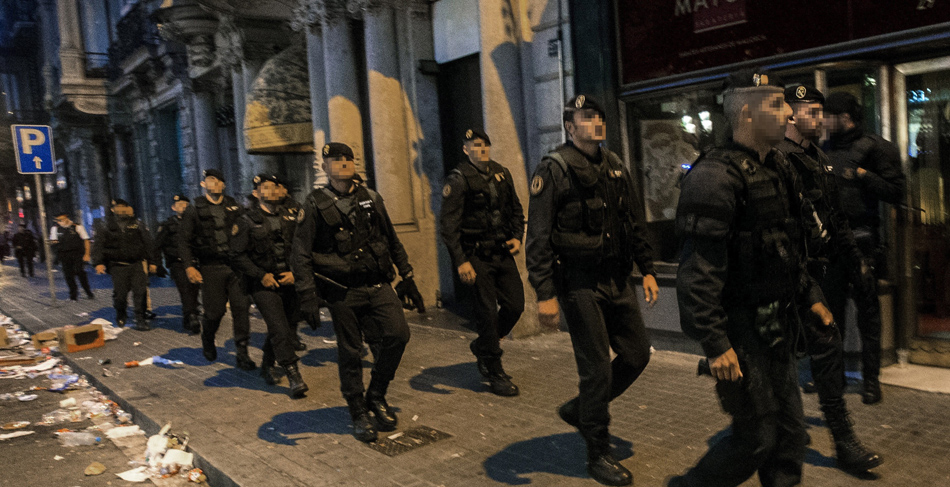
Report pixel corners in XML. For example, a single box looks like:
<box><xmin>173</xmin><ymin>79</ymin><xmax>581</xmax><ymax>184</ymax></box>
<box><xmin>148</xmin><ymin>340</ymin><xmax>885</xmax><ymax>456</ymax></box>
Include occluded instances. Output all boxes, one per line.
<box><xmin>2</xmin><ymin>259</ymin><xmax>949</xmax><ymax>487</ymax></box>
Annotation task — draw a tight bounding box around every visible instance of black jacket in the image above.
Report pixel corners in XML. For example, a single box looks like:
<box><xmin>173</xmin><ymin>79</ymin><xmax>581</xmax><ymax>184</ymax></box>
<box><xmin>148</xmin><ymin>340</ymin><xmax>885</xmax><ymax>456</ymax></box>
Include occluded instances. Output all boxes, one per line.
<box><xmin>91</xmin><ymin>215</ymin><xmax>157</xmax><ymax>267</ymax></box>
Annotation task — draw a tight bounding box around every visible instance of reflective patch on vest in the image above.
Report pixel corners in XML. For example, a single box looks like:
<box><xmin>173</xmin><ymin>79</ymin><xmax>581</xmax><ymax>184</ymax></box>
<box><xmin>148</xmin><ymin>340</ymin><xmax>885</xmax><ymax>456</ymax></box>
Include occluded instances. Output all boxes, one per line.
<box><xmin>530</xmin><ymin>175</ymin><xmax>544</xmax><ymax>195</ymax></box>
<box><xmin>359</xmin><ymin>199</ymin><xmax>373</xmax><ymax>210</ymax></box>
<box><xmin>494</xmin><ymin>172</ymin><xmax>504</xmax><ymax>182</ymax></box>
<box><xmin>442</xmin><ymin>183</ymin><xmax>452</xmax><ymax>197</ymax></box>
<box><xmin>232</xmin><ymin>224</ymin><xmax>239</xmax><ymax>236</ymax></box>
<box><xmin>610</xmin><ymin>170</ymin><xmax>623</xmax><ymax>178</ymax></box>
<box><xmin>298</xmin><ymin>208</ymin><xmax>305</xmax><ymax>221</ymax></box>
<box><xmin>227</xmin><ymin>206</ymin><xmax>240</xmax><ymax>211</ymax></box>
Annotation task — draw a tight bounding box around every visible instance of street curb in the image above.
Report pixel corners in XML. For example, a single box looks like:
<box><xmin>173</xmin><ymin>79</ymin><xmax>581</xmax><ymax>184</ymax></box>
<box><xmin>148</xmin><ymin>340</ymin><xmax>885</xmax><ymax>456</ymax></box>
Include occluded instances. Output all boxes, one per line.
<box><xmin>1</xmin><ymin>310</ymin><xmax>239</xmax><ymax>487</ymax></box>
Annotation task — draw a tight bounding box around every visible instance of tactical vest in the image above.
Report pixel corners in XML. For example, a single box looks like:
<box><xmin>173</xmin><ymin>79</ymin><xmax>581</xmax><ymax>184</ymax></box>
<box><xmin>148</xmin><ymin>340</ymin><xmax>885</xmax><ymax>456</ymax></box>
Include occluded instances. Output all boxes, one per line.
<box><xmin>828</xmin><ymin>133</ymin><xmax>877</xmax><ymax>230</ymax></box>
<box><xmin>192</xmin><ymin>196</ymin><xmax>243</xmax><ymax>261</ymax></box>
<box><xmin>681</xmin><ymin>149</ymin><xmax>801</xmax><ymax>306</ymax></box>
<box><xmin>244</xmin><ymin>205</ymin><xmax>297</xmax><ymax>275</ymax></box>
<box><xmin>57</xmin><ymin>225</ymin><xmax>85</xmax><ymax>255</ymax></box>
<box><xmin>547</xmin><ymin>146</ymin><xmax>636</xmax><ymax>265</ymax></box>
<box><xmin>783</xmin><ymin>145</ymin><xmax>841</xmax><ymax>260</ymax></box>
<box><xmin>306</xmin><ymin>185</ymin><xmax>395</xmax><ymax>286</ymax></box>
<box><xmin>453</xmin><ymin>161</ymin><xmax>513</xmax><ymax>252</ymax></box>
<box><xmin>159</xmin><ymin>217</ymin><xmax>182</xmax><ymax>262</ymax></box>
<box><xmin>102</xmin><ymin>217</ymin><xmax>148</xmax><ymax>263</ymax></box>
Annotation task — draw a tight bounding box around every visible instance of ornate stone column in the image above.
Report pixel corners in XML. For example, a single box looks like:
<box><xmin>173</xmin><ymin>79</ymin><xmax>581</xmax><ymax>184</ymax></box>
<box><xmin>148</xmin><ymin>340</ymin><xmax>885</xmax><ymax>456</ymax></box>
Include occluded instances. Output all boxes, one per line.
<box><xmin>217</xmin><ymin>15</ymin><xmax>257</xmax><ymax>197</ymax></box>
<box><xmin>291</xmin><ymin>0</ymin><xmax>331</xmax><ymax>187</ymax></box>
<box><xmin>320</xmin><ymin>0</ymin><xmax>367</xmax><ymax>179</ymax></box>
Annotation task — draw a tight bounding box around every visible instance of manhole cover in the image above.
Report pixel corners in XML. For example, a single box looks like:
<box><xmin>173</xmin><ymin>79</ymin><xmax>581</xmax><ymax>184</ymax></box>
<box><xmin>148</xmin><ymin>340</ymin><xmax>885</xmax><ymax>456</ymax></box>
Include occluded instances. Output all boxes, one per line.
<box><xmin>367</xmin><ymin>426</ymin><xmax>452</xmax><ymax>456</ymax></box>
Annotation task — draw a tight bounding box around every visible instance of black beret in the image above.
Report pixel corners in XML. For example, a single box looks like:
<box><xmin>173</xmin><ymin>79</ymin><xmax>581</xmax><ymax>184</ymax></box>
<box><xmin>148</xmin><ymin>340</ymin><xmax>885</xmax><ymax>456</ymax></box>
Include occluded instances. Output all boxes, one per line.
<box><xmin>252</xmin><ymin>173</ymin><xmax>279</xmax><ymax>188</ymax></box>
<box><xmin>173</xmin><ymin>194</ymin><xmax>190</xmax><ymax>203</ymax></box>
<box><xmin>784</xmin><ymin>84</ymin><xmax>824</xmax><ymax>104</ymax></box>
<box><xmin>825</xmin><ymin>92</ymin><xmax>863</xmax><ymax>122</ymax></box>
<box><xmin>321</xmin><ymin>142</ymin><xmax>355</xmax><ymax>160</ymax></box>
<box><xmin>203</xmin><ymin>169</ymin><xmax>225</xmax><ymax>182</ymax></box>
<box><xmin>723</xmin><ymin>69</ymin><xmax>783</xmax><ymax>93</ymax></box>
<box><xmin>463</xmin><ymin>128</ymin><xmax>491</xmax><ymax>146</ymax></box>
<box><xmin>564</xmin><ymin>94</ymin><xmax>605</xmax><ymax>122</ymax></box>
<box><xmin>111</xmin><ymin>199</ymin><xmax>130</xmax><ymax>207</ymax></box>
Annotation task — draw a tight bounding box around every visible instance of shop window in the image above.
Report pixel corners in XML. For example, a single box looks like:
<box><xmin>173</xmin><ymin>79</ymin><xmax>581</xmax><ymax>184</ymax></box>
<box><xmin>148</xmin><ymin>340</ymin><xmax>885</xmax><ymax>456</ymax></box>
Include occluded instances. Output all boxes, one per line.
<box><xmin>625</xmin><ymin>84</ymin><xmax>727</xmax><ymax>262</ymax></box>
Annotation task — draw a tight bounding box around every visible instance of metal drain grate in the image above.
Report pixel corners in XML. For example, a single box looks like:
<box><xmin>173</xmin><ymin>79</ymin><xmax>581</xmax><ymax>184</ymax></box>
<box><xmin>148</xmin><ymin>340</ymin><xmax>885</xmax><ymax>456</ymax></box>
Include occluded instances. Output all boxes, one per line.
<box><xmin>367</xmin><ymin>426</ymin><xmax>452</xmax><ymax>456</ymax></box>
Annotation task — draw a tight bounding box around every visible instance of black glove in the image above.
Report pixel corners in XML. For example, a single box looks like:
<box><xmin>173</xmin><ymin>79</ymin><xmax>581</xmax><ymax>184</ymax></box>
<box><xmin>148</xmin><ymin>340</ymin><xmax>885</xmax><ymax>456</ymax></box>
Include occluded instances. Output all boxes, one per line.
<box><xmin>395</xmin><ymin>277</ymin><xmax>425</xmax><ymax>314</ymax></box>
<box><xmin>299</xmin><ymin>291</ymin><xmax>324</xmax><ymax>327</ymax></box>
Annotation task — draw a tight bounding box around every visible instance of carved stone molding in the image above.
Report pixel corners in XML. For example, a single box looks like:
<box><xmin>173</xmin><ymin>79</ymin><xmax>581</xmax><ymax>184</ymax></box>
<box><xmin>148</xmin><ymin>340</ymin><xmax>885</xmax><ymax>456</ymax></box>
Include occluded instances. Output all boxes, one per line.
<box><xmin>216</xmin><ymin>14</ymin><xmax>244</xmax><ymax>71</ymax></box>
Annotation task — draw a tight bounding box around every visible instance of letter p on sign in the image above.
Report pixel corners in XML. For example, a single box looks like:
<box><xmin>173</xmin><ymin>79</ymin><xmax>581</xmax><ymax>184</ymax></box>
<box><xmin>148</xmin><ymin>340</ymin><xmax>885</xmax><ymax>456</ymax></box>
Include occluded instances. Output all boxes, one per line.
<box><xmin>20</xmin><ymin>128</ymin><xmax>45</xmax><ymax>154</ymax></box>
<box><xmin>12</xmin><ymin>125</ymin><xmax>55</xmax><ymax>174</ymax></box>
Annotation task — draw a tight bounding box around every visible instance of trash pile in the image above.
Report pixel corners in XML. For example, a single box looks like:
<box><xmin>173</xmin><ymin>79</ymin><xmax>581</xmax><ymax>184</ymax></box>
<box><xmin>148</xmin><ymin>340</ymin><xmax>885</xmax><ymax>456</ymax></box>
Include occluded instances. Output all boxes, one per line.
<box><xmin>1</xmin><ymin>313</ymin><xmax>207</xmax><ymax>485</ymax></box>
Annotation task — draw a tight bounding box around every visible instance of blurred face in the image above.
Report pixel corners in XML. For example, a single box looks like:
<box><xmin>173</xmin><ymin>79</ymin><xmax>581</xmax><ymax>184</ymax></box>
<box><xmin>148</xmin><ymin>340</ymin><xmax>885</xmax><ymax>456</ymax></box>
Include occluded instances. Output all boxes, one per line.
<box><xmin>825</xmin><ymin>112</ymin><xmax>849</xmax><ymax>135</ymax></box>
<box><xmin>749</xmin><ymin>93</ymin><xmax>792</xmax><ymax>145</ymax></box>
<box><xmin>463</xmin><ymin>139</ymin><xmax>491</xmax><ymax>164</ymax></box>
<box><xmin>276</xmin><ymin>184</ymin><xmax>288</xmax><ymax>199</ymax></box>
<box><xmin>200</xmin><ymin>176</ymin><xmax>225</xmax><ymax>195</ymax></box>
<box><xmin>258</xmin><ymin>181</ymin><xmax>281</xmax><ymax>204</ymax></box>
<box><xmin>112</xmin><ymin>204</ymin><xmax>134</xmax><ymax>218</ymax></box>
<box><xmin>55</xmin><ymin>216</ymin><xmax>71</xmax><ymax>227</ymax></box>
<box><xmin>323</xmin><ymin>156</ymin><xmax>356</xmax><ymax>182</ymax></box>
<box><xmin>567</xmin><ymin>110</ymin><xmax>606</xmax><ymax>144</ymax></box>
<box><xmin>792</xmin><ymin>102</ymin><xmax>823</xmax><ymax>139</ymax></box>
<box><xmin>171</xmin><ymin>200</ymin><xmax>188</xmax><ymax>215</ymax></box>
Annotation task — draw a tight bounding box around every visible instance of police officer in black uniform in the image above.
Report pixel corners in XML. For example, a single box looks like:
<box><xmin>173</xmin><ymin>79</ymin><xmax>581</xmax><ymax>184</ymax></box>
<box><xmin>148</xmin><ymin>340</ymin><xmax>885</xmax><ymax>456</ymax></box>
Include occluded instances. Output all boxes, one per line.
<box><xmin>178</xmin><ymin>169</ymin><xmax>255</xmax><ymax>370</ymax></box>
<box><xmin>13</xmin><ymin>223</ymin><xmax>37</xmax><ymax>277</ymax></box>
<box><xmin>92</xmin><ymin>200</ymin><xmax>158</xmax><ymax>331</ymax></box>
<box><xmin>232</xmin><ymin>174</ymin><xmax>308</xmax><ymax>397</ymax></box>
<box><xmin>526</xmin><ymin>95</ymin><xmax>658</xmax><ymax>487</ymax></box>
<box><xmin>51</xmin><ymin>212</ymin><xmax>95</xmax><ymax>301</ymax></box>
<box><xmin>670</xmin><ymin>71</ymin><xmax>833</xmax><ymax>487</ymax></box>
<box><xmin>777</xmin><ymin>84</ymin><xmax>882</xmax><ymax>473</ymax></box>
<box><xmin>275</xmin><ymin>177</ymin><xmax>311</xmax><ymax>351</ymax></box>
<box><xmin>824</xmin><ymin>91</ymin><xmax>906</xmax><ymax>405</ymax></box>
<box><xmin>156</xmin><ymin>195</ymin><xmax>201</xmax><ymax>334</ymax></box>
<box><xmin>440</xmin><ymin>128</ymin><xmax>525</xmax><ymax>397</ymax></box>
<box><xmin>292</xmin><ymin>142</ymin><xmax>424</xmax><ymax>443</ymax></box>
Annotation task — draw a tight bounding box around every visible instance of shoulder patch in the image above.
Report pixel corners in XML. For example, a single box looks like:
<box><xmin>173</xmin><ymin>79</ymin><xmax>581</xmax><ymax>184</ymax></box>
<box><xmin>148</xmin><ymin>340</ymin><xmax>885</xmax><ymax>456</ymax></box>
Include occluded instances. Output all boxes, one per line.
<box><xmin>442</xmin><ymin>183</ymin><xmax>452</xmax><ymax>198</ymax></box>
<box><xmin>297</xmin><ymin>208</ymin><xmax>305</xmax><ymax>220</ymax></box>
<box><xmin>530</xmin><ymin>175</ymin><xmax>544</xmax><ymax>195</ymax></box>
<box><xmin>232</xmin><ymin>224</ymin><xmax>239</xmax><ymax>236</ymax></box>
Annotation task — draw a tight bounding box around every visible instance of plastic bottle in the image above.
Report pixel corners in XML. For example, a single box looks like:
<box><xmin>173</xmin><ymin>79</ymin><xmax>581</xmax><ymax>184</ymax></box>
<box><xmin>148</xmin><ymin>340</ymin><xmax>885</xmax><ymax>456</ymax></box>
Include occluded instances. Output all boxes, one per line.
<box><xmin>59</xmin><ymin>431</ymin><xmax>101</xmax><ymax>446</ymax></box>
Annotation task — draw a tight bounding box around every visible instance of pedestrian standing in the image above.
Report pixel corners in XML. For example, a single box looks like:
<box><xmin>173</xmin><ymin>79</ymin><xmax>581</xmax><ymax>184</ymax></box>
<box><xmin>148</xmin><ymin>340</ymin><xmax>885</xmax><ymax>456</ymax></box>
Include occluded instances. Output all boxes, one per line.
<box><xmin>178</xmin><ymin>169</ymin><xmax>255</xmax><ymax>370</ymax></box>
<box><xmin>232</xmin><ymin>173</ymin><xmax>308</xmax><ymax>397</ymax></box>
<box><xmin>440</xmin><ymin>128</ymin><xmax>525</xmax><ymax>396</ymax></box>
<box><xmin>777</xmin><ymin>84</ymin><xmax>882</xmax><ymax>473</ymax></box>
<box><xmin>92</xmin><ymin>199</ymin><xmax>158</xmax><ymax>331</ymax></box>
<box><xmin>670</xmin><ymin>70</ymin><xmax>833</xmax><ymax>487</ymax></box>
<box><xmin>824</xmin><ymin>91</ymin><xmax>906</xmax><ymax>405</ymax></box>
<box><xmin>292</xmin><ymin>142</ymin><xmax>424</xmax><ymax>443</ymax></box>
<box><xmin>156</xmin><ymin>194</ymin><xmax>202</xmax><ymax>334</ymax></box>
<box><xmin>50</xmin><ymin>212</ymin><xmax>95</xmax><ymax>301</ymax></box>
<box><xmin>525</xmin><ymin>95</ymin><xmax>659</xmax><ymax>487</ymax></box>
<box><xmin>13</xmin><ymin>223</ymin><xmax>37</xmax><ymax>277</ymax></box>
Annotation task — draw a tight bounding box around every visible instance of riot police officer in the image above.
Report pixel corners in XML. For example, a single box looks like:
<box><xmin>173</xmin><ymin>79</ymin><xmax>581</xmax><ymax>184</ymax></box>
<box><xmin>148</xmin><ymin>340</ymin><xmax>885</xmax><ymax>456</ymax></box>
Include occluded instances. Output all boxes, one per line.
<box><xmin>292</xmin><ymin>142</ymin><xmax>424</xmax><ymax>443</ymax></box>
<box><xmin>671</xmin><ymin>71</ymin><xmax>833</xmax><ymax>487</ymax></box>
<box><xmin>156</xmin><ymin>195</ymin><xmax>201</xmax><ymax>334</ymax></box>
<box><xmin>92</xmin><ymin>200</ymin><xmax>158</xmax><ymax>331</ymax></box>
<box><xmin>178</xmin><ymin>169</ymin><xmax>255</xmax><ymax>370</ymax></box>
<box><xmin>526</xmin><ymin>95</ymin><xmax>658</xmax><ymax>487</ymax></box>
<box><xmin>440</xmin><ymin>128</ymin><xmax>525</xmax><ymax>397</ymax></box>
<box><xmin>275</xmin><ymin>176</ymin><xmax>310</xmax><ymax>351</ymax></box>
<box><xmin>50</xmin><ymin>212</ymin><xmax>95</xmax><ymax>301</ymax></box>
<box><xmin>232</xmin><ymin>174</ymin><xmax>308</xmax><ymax>398</ymax></box>
<box><xmin>824</xmin><ymin>91</ymin><xmax>906</xmax><ymax>405</ymax></box>
<box><xmin>777</xmin><ymin>84</ymin><xmax>882</xmax><ymax>473</ymax></box>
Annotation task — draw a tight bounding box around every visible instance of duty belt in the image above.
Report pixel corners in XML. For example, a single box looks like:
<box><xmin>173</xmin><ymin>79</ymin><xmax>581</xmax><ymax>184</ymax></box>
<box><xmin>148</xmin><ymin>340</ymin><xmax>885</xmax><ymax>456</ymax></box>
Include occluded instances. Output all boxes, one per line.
<box><xmin>464</xmin><ymin>239</ymin><xmax>509</xmax><ymax>258</ymax></box>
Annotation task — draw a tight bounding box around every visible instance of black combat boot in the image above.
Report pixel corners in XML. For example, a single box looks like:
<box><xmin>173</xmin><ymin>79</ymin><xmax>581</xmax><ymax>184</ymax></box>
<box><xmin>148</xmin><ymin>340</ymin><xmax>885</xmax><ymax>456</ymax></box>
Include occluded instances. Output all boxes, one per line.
<box><xmin>144</xmin><ymin>310</ymin><xmax>157</xmax><ymax>320</ymax></box>
<box><xmin>485</xmin><ymin>357</ymin><xmax>519</xmax><ymax>397</ymax></box>
<box><xmin>282</xmin><ymin>363</ymin><xmax>308</xmax><ymax>398</ymax></box>
<box><xmin>185</xmin><ymin>314</ymin><xmax>202</xmax><ymax>335</ymax></box>
<box><xmin>366</xmin><ymin>379</ymin><xmax>397</xmax><ymax>431</ymax></box>
<box><xmin>235</xmin><ymin>346</ymin><xmax>256</xmax><ymax>371</ymax></box>
<box><xmin>823</xmin><ymin>400</ymin><xmax>882</xmax><ymax>472</ymax></box>
<box><xmin>201</xmin><ymin>333</ymin><xmax>217</xmax><ymax>361</ymax></box>
<box><xmin>293</xmin><ymin>335</ymin><xmax>307</xmax><ymax>351</ymax></box>
<box><xmin>346</xmin><ymin>396</ymin><xmax>378</xmax><ymax>443</ymax></box>
<box><xmin>558</xmin><ymin>397</ymin><xmax>580</xmax><ymax>428</ymax></box>
<box><xmin>586</xmin><ymin>441</ymin><xmax>632</xmax><ymax>486</ymax></box>
<box><xmin>133</xmin><ymin>314</ymin><xmax>151</xmax><ymax>332</ymax></box>
<box><xmin>116</xmin><ymin>310</ymin><xmax>128</xmax><ymax>328</ymax></box>
<box><xmin>470</xmin><ymin>340</ymin><xmax>490</xmax><ymax>378</ymax></box>
<box><xmin>260</xmin><ymin>363</ymin><xmax>278</xmax><ymax>385</ymax></box>
<box><xmin>862</xmin><ymin>378</ymin><xmax>882</xmax><ymax>405</ymax></box>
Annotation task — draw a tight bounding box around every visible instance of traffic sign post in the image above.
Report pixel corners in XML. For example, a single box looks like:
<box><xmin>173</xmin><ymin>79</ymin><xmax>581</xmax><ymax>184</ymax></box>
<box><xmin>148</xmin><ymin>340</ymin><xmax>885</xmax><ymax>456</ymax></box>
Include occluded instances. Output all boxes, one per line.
<box><xmin>11</xmin><ymin>125</ymin><xmax>58</xmax><ymax>305</ymax></box>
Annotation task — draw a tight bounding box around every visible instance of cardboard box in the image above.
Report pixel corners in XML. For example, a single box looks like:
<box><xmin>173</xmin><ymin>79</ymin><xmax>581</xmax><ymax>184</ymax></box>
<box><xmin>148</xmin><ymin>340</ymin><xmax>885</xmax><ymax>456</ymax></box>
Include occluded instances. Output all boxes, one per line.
<box><xmin>57</xmin><ymin>324</ymin><xmax>104</xmax><ymax>353</ymax></box>
<box><xmin>0</xmin><ymin>327</ymin><xmax>7</xmax><ymax>347</ymax></box>
<box><xmin>32</xmin><ymin>329</ymin><xmax>59</xmax><ymax>349</ymax></box>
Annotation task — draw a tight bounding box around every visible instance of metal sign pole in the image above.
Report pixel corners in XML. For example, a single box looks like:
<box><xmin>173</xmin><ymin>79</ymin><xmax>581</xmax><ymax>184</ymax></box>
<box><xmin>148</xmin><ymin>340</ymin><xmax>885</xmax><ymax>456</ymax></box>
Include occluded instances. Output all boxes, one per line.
<box><xmin>35</xmin><ymin>174</ymin><xmax>57</xmax><ymax>306</ymax></box>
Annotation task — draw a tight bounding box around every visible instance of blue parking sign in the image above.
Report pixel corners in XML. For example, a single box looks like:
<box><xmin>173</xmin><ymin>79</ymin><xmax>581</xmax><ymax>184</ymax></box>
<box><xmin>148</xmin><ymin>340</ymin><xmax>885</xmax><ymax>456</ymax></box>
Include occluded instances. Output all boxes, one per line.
<box><xmin>11</xmin><ymin>125</ymin><xmax>56</xmax><ymax>174</ymax></box>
